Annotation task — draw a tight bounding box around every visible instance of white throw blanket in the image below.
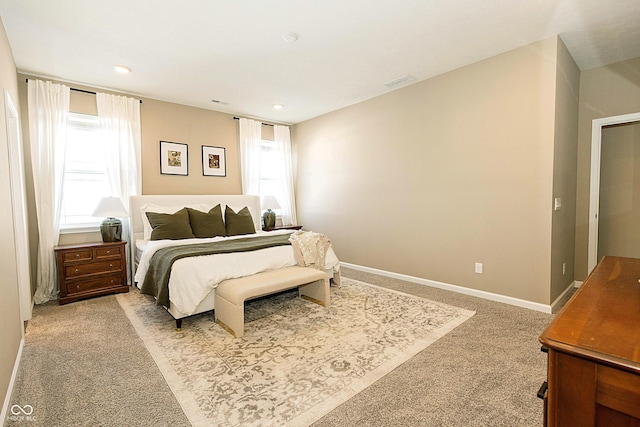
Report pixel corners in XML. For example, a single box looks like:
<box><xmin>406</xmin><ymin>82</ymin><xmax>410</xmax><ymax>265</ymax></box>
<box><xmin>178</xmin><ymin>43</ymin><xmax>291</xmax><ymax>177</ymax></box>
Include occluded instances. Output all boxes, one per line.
<box><xmin>288</xmin><ymin>230</ymin><xmax>331</xmax><ymax>271</ymax></box>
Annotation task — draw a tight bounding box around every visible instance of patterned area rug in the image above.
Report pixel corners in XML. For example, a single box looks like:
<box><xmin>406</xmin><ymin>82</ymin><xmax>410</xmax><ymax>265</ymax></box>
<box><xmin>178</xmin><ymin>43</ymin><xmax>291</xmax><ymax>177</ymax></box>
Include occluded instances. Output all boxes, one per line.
<box><xmin>116</xmin><ymin>278</ymin><xmax>475</xmax><ymax>427</ymax></box>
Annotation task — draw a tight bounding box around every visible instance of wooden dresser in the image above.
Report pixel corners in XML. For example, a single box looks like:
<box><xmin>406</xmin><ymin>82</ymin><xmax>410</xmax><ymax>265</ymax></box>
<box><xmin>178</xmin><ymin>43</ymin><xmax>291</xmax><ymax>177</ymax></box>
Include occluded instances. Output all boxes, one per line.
<box><xmin>539</xmin><ymin>256</ymin><xmax>640</xmax><ymax>426</ymax></box>
<box><xmin>55</xmin><ymin>241</ymin><xmax>129</xmax><ymax>304</ymax></box>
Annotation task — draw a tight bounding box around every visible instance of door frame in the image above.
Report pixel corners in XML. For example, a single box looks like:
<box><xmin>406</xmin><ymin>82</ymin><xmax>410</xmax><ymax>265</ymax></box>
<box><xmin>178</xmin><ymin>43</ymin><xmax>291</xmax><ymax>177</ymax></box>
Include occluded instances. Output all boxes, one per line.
<box><xmin>4</xmin><ymin>90</ymin><xmax>32</xmax><ymax>322</ymax></box>
<box><xmin>588</xmin><ymin>111</ymin><xmax>640</xmax><ymax>272</ymax></box>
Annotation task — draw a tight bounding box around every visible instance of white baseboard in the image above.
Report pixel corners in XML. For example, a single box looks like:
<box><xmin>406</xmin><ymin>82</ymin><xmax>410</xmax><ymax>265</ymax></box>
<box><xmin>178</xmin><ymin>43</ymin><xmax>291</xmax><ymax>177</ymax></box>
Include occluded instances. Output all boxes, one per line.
<box><xmin>0</xmin><ymin>337</ymin><xmax>25</xmax><ymax>425</ymax></box>
<box><xmin>549</xmin><ymin>281</ymin><xmax>579</xmax><ymax>313</ymax></box>
<box><xmin>341</xmin><ymin>262</ymin><xmax>553</xmax><ymax>314</ymax></box>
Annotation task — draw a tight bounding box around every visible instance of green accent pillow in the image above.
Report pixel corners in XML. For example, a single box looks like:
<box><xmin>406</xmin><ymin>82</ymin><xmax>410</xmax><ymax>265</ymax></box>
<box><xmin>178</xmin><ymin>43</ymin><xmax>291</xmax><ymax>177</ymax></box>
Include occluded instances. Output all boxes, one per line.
<box><xmin>146</xmin><ymin>208</ymin><xmax>195</xmax><ymax>240</ymax></box>
<box><xmin>225</xmin><ymin>206</ymin><xmax>256</xmax><ymax>236</ymax></box>
<box><xmin>187</xmin><ymin>205</ymin><xmax>226</xmax><ymax>238</ymax></box>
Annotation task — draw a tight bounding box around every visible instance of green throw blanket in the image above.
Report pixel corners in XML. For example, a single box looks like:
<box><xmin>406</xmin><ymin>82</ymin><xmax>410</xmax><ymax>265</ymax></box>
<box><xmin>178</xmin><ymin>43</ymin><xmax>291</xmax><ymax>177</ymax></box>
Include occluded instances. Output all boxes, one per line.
<box><xmin>140</xmin><ymin>233</ymin><xmax>293</xmax><ymax>308</ymax></box>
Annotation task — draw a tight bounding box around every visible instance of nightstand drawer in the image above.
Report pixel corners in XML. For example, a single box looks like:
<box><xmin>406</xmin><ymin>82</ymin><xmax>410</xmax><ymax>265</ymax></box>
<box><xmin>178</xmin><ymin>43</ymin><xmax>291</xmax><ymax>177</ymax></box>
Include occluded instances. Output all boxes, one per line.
<box><xmin>65</xmin><ymin>259</ymin><xmax>122</xmax><ymax>278</ymax></box>
<box><xmin>62</xmin><ymin>249</ymin><xmax>92</xmax><ymax>263</ymax></box>
<box><xmin>95</xmin><ymin>246</ymin><xmax>121</xmax><ymax>258</ymax></box>
<box><xmin>66</xmin><ymin>274</ymin><xmax>124</xmax><ymax>295</ymax></box>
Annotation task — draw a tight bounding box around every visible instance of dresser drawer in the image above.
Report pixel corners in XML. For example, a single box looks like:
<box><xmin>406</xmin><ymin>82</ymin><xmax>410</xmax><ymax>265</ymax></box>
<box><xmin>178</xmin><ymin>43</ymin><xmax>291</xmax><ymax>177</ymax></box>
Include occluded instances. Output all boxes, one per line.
<box><xmin>62</xmin><ymin>248</ymin><xmax>92</xmax><ymax>263</ymax></box>
<box><xmin>95</xmin><ymin>245</ymin><xmax>121</xmax><ymax>258</ymax></box>
<box><xmin>65</xmin><ymin>259</ymin><xmax>122</xmax><ymax>278</ymax></box>
<box><xmin>66</xmin><ymin>274</ymin><xmax>124</xmax><ymax>295</ymax></box>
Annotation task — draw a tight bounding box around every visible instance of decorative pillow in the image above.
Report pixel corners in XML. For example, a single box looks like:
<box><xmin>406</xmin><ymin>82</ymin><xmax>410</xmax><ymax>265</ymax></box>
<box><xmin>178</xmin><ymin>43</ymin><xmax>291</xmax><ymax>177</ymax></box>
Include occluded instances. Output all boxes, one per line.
<box><xmin>146</xmin><ymin>208</ymin><xmax>195</xmax><ymax>240</ymax></box>
<box><xmin>225</xmin><ymin>206</ymin><xmax>256</xmax><ymax>236</ymax></box>
<box><xmin>187</xmin><ymin>205</ymin><xmax>226</xmax><ymax>238</ymax></box>
<box><xmin>140</xmin><ymin>203</ymin><xmax>208</xmax><ymax>240</ymax></box>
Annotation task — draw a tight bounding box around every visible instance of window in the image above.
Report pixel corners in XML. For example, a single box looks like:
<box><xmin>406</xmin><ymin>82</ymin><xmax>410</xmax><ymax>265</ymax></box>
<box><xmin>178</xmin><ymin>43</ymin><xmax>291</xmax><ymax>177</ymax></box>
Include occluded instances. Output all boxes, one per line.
<box><xmin>59</xmin><ymin>113</ymin><xmax>111</xmax><ymax>229</ymax></box>
<box><xmin>259</xmin><ymin>139</ymin><xmax>280</xmax><ymax>200</ymax></box>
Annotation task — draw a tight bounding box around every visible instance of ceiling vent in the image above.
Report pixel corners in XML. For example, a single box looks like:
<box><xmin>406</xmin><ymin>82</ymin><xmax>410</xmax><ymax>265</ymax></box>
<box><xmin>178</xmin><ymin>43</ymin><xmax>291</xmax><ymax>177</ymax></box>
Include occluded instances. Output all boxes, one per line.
<box><xmin>210</xmin><ymin>99</ymin><xmax>229</xmax><ymax>105</ymax></box>
<box><xmin>383</xmin><ymin>75</ymin><xmax>416</xmax><ymax>89</ymax></box>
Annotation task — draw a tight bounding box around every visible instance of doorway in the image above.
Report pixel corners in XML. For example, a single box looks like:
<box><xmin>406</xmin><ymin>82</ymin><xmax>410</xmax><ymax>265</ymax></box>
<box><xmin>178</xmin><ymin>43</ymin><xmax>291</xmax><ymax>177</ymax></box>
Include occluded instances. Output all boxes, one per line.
<box><xmin>588</xmin><ymin>112</ymin><xmax>640</xmax><ymax>272</ymax></box>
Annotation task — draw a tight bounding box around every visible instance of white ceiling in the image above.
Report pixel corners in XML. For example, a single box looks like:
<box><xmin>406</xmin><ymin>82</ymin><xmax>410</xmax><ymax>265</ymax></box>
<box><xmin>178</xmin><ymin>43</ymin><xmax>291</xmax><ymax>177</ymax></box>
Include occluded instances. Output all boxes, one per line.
<box><xmin>1</xmin><ymin>0</ymin><xmax>639</xmax><ymax>124</ymax></box>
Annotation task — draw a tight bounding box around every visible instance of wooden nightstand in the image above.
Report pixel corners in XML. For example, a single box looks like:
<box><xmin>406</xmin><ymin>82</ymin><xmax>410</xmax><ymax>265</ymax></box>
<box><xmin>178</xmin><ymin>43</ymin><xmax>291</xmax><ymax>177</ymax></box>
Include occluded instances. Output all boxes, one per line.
<box><xmin>263</xmin><ymin>225</ymin><xmax>303</xmax><ymax>232</ymax></box>
<box><xmin>55</xmin><ymin>241</ymin><xmax>129</xmax><ymax>304</ymax></box>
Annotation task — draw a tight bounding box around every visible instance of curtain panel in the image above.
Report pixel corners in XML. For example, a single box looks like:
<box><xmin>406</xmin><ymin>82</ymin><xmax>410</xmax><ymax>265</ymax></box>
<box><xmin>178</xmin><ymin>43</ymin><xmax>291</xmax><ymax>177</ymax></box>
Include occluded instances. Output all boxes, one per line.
<box><xmin>273</xmin><ymin>125</ymin><xmax>297</xmax><ymax>226</ymax></box>
<box><xmin>28</xmin><ymin>79</ymin><xmax>70</xmax><ymax>304</ymax></box>
<box><xmin>238</xmin><ymin>118</ymin><xmax>262</xmax><ymax>196</ymax></box>
<box><xmin>96</xmin><ymin>92</ymin><xmax>142</xmax><ymax>284</ymax></box>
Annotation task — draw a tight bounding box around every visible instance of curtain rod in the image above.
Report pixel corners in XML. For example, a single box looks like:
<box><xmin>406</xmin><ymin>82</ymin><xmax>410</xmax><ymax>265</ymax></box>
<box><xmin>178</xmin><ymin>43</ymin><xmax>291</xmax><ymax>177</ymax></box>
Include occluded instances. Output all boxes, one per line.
<box><xmin>233</xmin><ymin>116</ymin><xmax>275</xmax><ymax>128</ymax></box>
<box><xmin>25</xmin><ymin>78</ymin><xmax>142</xmax><ymax>103</ymax></box>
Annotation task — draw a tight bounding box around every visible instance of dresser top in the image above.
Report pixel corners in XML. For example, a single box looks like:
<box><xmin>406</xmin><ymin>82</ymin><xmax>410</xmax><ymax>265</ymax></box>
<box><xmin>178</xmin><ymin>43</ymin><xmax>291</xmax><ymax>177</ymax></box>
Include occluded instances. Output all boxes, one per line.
<box><xmin>540</xmin><ymin>256</ymin><xmax>640</xmax><ymax>373</ymax></box>
<box><xmin>54</xmin><ymin>240</ymin><xmax>126</xmax><ymax>251</ymax></box>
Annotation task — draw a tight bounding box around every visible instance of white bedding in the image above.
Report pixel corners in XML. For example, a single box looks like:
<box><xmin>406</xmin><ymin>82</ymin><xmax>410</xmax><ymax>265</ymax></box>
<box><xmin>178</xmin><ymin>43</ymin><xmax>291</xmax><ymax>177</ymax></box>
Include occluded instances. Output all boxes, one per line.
<box><xmin>135</xmin><ymin>229</ymin><xmax>340</xmax><ymax>316</ymax></box>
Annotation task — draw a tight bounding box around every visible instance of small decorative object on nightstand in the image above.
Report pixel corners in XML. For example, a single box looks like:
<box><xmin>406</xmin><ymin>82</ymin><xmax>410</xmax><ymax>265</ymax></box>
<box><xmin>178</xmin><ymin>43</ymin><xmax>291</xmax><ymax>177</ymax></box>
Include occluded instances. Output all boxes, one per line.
<box><xmin>93</xmin><ymin>197</ymin><xmax>128</xmax><ymax>242</ymax></box>
<box><xmin>261</xmin><ymin>195</ymin><xmax>281</xmax><ymax>230</ymax></box>
<box><xmin>55</xmin><ymin>241</ymin><xmax>129</xmax><ymax>304</ymax></box>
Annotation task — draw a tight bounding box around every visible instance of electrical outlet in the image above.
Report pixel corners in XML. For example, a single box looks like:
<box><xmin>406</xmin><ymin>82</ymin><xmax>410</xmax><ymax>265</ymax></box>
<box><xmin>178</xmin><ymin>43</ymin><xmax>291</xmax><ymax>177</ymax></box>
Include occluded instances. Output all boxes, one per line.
<box><xmin>475</xmin><ymin>262</ymin><xmax>483</xmax><ymax>274</ymax></box>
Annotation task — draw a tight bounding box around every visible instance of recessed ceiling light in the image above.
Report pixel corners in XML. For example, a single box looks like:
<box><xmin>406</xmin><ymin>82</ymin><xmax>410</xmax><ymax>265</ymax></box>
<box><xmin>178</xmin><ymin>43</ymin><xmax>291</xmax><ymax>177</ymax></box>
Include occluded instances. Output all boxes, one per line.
<box><xmin>282</xmin><ymin>33</ymin><xmax>298</xmax><ymax>43</ymax></box>
<box><xmin>113</xmin><ymin>65</ymin><xmax>132</xmax><ymax>74</ymax></box>
<box><xmin>273</xmin><ymin>104</ymin><xmax>284</xmax><ymax>110</ymax></box>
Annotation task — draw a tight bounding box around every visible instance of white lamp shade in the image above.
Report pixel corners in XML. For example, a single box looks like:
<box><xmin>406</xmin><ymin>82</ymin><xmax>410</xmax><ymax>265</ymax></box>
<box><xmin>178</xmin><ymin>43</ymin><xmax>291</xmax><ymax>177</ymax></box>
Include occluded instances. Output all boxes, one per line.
<box><xmin>261</xmin><ymin>195</ymin><xmax>281</xmax><ymax>210</ymax></box>
<box><xmin>92</xmin><ymin>197</ymin><xmax>129</xmax><ymax>218</ymax></box>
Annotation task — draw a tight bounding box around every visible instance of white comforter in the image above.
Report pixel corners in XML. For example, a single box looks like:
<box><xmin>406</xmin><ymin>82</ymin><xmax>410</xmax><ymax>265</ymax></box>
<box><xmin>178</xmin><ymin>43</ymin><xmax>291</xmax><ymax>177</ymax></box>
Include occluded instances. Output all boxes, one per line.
<box><xmin>134</xmin><ymin>230</ymin><xmax>340</xmax><ymax>316</ymax></box>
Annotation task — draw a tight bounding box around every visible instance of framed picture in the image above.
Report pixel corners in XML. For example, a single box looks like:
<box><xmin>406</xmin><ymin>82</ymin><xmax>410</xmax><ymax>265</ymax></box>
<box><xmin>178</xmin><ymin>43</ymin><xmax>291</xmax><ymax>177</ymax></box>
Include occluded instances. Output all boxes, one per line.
<box><xmin>202</xmin><ymin>145</ymin><xmax>226</xmax><ymax>177</ymax></box>
<box><xmin>160</xmin><ymin>141</ymin><xmax>188</xmax><ymax>176</ymax></box>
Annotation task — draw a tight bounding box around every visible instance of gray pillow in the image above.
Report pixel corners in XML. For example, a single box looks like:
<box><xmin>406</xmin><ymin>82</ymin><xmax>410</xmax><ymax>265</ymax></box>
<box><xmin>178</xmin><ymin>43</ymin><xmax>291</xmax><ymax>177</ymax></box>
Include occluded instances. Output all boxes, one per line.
<box><xmin>187</xmin><ymin>205</ymin><xmax>226</xmax><ymax>238</ymax></box>
<box><xmin>146</xmin><ymin>208</ymin><xmax>195</xmax><ymax>240</ymax></box>
<box><xmin>225</xmin><ymin>206</ymin><xmax>256</xmax><ymax>236</ymax></box>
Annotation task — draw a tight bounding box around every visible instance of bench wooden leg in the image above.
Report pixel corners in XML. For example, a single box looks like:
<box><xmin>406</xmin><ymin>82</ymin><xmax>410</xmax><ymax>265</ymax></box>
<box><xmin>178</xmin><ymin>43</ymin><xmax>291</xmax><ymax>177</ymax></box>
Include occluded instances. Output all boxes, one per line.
<box><xmin>299</xmin><ymin>277</ymin><xmax>330</xmax><ymax>307</ymax></box>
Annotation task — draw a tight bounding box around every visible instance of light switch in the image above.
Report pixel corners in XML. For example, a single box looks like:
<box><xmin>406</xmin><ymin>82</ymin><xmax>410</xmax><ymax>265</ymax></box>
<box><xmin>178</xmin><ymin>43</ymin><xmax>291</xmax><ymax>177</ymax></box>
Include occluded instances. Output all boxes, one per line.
<box><xmin>554</xmin><ymin>197</ymin><xmax>562</xmax><ymax>211</ymax></box>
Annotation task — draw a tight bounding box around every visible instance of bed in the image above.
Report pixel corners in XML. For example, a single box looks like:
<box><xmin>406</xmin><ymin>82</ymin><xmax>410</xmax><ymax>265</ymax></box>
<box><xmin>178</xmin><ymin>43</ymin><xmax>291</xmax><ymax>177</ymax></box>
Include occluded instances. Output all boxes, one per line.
<box><xmin>129</xmin><ymin>194</ymin><xmax>340</xmax><ymax>327</ymax></box>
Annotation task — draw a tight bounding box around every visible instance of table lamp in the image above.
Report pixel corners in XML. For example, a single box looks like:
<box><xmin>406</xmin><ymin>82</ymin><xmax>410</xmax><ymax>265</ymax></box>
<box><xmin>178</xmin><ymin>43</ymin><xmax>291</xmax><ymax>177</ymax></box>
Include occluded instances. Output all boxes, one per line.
<box><xmin>92</xmin><ymin>197</ymin><xmax>129</xmax><ymax>242</ymax></box>
<box><xmin>261</xmin><ymin>195</ymin><xmax>281</xmax><ymax>229</ymax></box>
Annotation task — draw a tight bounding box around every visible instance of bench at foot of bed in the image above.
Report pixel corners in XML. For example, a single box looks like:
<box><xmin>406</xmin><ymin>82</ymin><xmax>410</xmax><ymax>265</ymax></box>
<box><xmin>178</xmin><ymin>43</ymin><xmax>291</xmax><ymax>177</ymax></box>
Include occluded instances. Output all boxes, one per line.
<box><xmin>214</xmin><ymin>266</ymin><xmax>330</xmax><ymax>338</ymax></box>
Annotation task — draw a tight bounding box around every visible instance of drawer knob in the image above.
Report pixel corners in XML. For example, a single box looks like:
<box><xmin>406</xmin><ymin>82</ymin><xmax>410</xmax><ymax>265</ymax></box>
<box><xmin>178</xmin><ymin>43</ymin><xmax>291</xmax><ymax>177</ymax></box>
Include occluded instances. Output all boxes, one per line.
<box><xmin>110</xmin><ymin>279</ymin><xmax>115</xmax><ymax>284</ymax></box>
<box><xmin>75</xmin><ymin>253</ymin><xmax>80</xmax><ymax>258</ymax></box>
<box><xmin>74</xmin><ymin>268</ymin><xmax>79</xmax><ymax>273</ymax></box>
<box><xmin>106</xmin><ymin>250</ymin><xmax>111</xmax><ymax>254</ymax></box>
<box><xmin>76</xmin><ymin>285</ymin><xmax>80</xmax><ymax>290</ymax></box>
<box><xmin>109</xmin><ymin>263</ymin><xmax>113</xmax><ymax>268</ymax></box>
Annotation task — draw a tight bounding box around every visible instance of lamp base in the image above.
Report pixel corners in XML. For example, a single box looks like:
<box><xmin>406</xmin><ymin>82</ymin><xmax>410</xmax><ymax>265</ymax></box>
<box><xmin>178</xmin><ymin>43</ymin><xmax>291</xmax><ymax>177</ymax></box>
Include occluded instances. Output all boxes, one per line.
<box><xmin>100</xmin><ymin>217</ymin><xmax>122</xmax><ymax>242</ymax></box>
<box><xmin>262</xmin><ymin>209</ymin><xmax>276</xmax><ymax>229</ymax></box>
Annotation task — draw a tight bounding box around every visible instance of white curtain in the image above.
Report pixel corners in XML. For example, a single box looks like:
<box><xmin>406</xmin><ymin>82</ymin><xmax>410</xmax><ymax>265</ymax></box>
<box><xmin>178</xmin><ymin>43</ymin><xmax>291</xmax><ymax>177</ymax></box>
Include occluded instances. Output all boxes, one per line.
<box><xmin>273</xmin><ymin>125</ymin><xmax>297</xmax><ymax>225</ymax></box>
<box><xmin>28</xmin><ymin>80</ymin><xmax>70</xmax><ymax>304</ymax></box>
<box><xmin>238</xmin><ymin>117</ymin><xmax>262</xmax><ymax>196</ymax></box>
<box><xmin>97</xmin><ymin>93</ymin><xmax>142</xmax><ymax>284</ymax></box>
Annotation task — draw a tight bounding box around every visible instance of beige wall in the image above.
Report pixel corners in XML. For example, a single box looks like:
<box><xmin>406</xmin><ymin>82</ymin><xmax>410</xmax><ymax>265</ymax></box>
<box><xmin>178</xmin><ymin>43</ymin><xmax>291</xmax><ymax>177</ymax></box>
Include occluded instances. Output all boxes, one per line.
<box><xmin>574</xmin><ymin>58</ymin><xmax>640</xmax><ymax>280</ymax></box>
<box><xmin>550</xmin><ymin>38</ymin><xmax>580</xmax><ymax>301</ymax></box>
<box><xmin>293</xmin><ymin>37</ymin><xmax>561</xmax><ymax>305</ymax></box>
<box><xmin>0</xmin><ymin>17</ymin><xmax>24</xmax><ymax>418</ymax></box>
<box><xmin>140</xmin><ymin>98</ymin><xmax>241</xmax><ymax>195</ymax></box>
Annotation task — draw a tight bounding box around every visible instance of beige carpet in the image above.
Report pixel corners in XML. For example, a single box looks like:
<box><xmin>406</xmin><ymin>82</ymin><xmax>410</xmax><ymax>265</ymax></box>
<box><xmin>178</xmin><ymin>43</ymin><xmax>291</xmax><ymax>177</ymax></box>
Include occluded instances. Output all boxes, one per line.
<box><xmin>116</xmin><ymin>278</ymin><xmax>475</xmax><ymax>427</ymax></box>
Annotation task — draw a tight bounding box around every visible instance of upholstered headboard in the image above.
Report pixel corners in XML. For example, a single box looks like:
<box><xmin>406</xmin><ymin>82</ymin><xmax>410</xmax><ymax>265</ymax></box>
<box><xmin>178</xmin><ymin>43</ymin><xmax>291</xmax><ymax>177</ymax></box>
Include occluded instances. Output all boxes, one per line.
<box><xmin>129</xmin><ymin>194</ymin><xmax>261</xmax><ymax>243</ymax></box>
